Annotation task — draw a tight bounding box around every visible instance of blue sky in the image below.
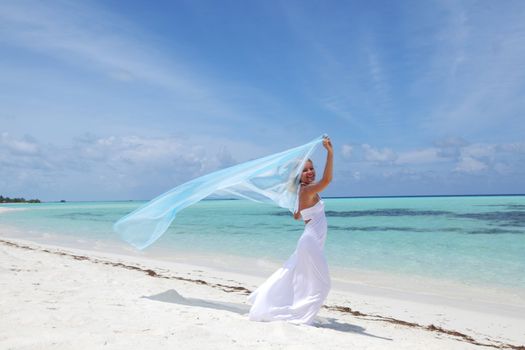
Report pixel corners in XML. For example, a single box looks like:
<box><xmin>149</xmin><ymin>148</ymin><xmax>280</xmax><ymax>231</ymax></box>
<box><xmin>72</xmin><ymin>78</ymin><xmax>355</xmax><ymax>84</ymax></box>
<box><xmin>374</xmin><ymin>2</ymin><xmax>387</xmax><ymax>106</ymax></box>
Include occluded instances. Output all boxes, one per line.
<box><xmin>1</xmin><ymin>0</ymin><xmax>524</xmax><ymax>201</ymax></box>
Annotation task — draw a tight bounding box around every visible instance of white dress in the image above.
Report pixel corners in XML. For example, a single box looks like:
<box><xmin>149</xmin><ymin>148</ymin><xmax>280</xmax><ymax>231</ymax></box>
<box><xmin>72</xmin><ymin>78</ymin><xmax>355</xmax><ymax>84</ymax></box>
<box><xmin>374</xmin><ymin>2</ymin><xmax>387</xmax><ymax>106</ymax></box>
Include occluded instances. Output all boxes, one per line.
<box><xmin>247</xmin><ymin>199</ymin><xmax>331</xmax><ymax>325</ymax></box>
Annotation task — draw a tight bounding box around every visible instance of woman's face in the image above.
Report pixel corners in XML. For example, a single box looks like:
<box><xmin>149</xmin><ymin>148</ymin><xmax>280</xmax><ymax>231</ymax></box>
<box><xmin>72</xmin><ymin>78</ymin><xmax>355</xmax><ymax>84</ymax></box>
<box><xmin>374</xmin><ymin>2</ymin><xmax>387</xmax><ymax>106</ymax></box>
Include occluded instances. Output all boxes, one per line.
<box><xmin>301</xmin><ymin>160</ymin><xmax>315</xmax><ymax>184</ymax></box>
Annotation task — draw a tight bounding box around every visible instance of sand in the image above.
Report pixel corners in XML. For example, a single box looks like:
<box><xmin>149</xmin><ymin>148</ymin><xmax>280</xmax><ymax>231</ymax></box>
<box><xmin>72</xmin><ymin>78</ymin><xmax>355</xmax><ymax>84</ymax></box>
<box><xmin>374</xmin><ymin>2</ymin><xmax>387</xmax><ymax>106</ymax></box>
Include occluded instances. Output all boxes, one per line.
<box><xmin>1</xmin><ymin>236</ymin><xmax>524</xmax><ymax>350</ymax></box>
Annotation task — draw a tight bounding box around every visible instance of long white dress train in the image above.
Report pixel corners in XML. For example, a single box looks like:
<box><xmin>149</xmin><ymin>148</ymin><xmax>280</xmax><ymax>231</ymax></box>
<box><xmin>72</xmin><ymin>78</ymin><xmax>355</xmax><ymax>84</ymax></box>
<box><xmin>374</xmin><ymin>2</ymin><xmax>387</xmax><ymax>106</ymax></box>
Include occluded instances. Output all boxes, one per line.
<box><xmin>247</xmin><ymin>200</ymin><xmax>331</xmax><ymax>325</ymax></box>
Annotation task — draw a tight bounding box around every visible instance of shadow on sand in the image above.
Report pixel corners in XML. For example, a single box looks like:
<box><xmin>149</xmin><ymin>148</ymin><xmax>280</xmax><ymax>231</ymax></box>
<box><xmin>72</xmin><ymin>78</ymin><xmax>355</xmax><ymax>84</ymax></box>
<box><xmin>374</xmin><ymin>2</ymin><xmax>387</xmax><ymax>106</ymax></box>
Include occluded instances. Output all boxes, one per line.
<box><xmin>143</xmin><ymin>289</ymin><xmax>250</xmax><ymax>315</ymax></box>
<box><xmin>143</xmin><ymin>289</ymin><xmax>392</xmax><ymax>342</ymax></box>
<box><xmin>315</xmin><ymin>317</ymin><xmax>392</xmax><ymax>341</ymax></box>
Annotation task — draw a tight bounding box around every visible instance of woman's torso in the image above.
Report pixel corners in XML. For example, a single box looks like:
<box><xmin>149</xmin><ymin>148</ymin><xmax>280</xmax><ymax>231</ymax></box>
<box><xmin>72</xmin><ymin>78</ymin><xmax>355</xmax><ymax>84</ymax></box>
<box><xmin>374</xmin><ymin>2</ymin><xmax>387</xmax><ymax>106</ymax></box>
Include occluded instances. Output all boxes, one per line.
<box><xmin>299</xmin><ymin>199</ymin><xmax>328</xmax><ymax>247</ymax></box>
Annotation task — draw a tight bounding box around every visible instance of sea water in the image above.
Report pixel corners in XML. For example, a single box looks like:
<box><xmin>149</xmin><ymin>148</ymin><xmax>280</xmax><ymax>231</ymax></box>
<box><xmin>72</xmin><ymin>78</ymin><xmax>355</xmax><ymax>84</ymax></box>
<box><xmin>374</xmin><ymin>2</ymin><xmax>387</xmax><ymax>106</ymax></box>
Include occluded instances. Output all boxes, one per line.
<box><xmin>1</xmin><ymin>196</ymin><xmax>524</xmax><ymax>291</ymax></box>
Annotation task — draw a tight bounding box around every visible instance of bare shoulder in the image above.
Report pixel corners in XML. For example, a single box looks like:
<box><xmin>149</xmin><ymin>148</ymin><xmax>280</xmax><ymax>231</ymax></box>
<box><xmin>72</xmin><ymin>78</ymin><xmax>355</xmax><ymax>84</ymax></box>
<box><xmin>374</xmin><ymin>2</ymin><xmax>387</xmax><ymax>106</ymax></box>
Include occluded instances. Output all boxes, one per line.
<box><xmin>301</xmin><ymin>183</ymin><xmax>319</xmax><ymax>196</ymax></box>
<box><xmin>300</xmin><ymin>183</ymin><xmax>312</xmax><ymax>195</ymax></box>
<box><xmin>299</xmin><ymin>184</ymin><xmax>318</xmax><ymax>204</ymax></box>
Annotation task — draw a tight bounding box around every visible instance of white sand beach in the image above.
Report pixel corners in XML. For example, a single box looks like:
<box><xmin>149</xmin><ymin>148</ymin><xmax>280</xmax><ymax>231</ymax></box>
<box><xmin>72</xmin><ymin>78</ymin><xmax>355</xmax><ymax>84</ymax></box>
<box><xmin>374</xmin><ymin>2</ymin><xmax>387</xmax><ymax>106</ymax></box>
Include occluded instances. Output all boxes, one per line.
<box><xmin>1</xmin><ymin>235</ymin><xmax>524</xmax><ymax>350</ymax></box>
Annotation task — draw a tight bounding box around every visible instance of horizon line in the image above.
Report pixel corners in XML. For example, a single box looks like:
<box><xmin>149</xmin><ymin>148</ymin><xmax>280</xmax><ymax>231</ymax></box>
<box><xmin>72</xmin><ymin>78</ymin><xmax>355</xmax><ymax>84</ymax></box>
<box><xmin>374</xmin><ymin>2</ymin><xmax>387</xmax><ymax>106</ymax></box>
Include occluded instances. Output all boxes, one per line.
<box><xmin>4</xmin><ymin>193</ymin><xmax>523</xmax><ymax>203</ymax></box>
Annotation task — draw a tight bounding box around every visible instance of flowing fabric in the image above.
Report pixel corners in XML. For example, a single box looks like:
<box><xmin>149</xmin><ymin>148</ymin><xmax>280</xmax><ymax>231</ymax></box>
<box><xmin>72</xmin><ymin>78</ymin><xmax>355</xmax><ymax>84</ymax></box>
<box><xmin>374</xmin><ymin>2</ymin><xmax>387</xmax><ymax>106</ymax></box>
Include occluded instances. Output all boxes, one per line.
<box><xmin>247</xmin><ymin>199</ymin><xmax>331</xmax><ymax>325</ymax></box>
<box><xmin>114</xmin><ymin>135</ymin><xmax>325</xmax><ymax>249</ymax></box>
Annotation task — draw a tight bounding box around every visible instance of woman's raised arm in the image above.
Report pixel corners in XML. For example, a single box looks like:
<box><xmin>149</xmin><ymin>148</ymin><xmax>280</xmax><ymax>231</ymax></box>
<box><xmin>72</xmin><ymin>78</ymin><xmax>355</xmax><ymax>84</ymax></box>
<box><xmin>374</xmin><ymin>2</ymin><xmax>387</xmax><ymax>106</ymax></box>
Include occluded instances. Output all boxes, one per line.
<box><xmin>302</xmin><ymin>137</ymin><xmax>333</xmax><ymax>196</ymax></box>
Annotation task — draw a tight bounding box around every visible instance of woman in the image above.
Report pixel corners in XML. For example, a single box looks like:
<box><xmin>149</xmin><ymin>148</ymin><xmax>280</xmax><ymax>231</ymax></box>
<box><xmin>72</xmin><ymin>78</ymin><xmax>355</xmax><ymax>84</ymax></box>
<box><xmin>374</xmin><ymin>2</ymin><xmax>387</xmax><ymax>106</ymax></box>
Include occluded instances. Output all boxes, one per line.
<box><xmin>248</xmin><ymin>137</ymin><xmax>333</xmax><ymax>325</ymax></box>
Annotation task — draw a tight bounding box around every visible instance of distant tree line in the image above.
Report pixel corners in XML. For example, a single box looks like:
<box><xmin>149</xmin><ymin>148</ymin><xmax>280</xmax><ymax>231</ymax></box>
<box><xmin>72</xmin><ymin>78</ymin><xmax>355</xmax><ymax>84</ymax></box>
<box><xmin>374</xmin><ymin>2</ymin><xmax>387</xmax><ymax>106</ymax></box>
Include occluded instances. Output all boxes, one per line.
<box><xmin>0</xmin><ymin>195</ymin><xmax>40</xmax><ymax>203</ymax></box>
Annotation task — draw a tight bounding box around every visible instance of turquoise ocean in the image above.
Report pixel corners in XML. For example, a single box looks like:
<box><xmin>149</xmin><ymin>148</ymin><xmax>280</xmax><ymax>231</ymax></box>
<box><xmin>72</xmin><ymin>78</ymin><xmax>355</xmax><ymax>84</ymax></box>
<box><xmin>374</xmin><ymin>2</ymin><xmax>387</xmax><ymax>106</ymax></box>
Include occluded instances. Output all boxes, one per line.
<box><xmin>1</xmin><ymin>195</ymin><xmax>524</xmax><ymax>291</ymax></box>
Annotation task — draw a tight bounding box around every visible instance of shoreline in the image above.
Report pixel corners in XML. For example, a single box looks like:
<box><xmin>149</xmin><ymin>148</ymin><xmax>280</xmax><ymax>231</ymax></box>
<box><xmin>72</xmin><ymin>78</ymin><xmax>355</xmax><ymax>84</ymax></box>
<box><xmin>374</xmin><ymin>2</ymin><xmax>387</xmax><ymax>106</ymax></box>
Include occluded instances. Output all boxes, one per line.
<box><xmin>1</xmin><ymin>222</ymin><xmax>524</xmax><ymax>314</ymax></box>
<box><xmin>3</xmin><ymin>222</ymin><xmax>524</xmax><ymax>309</ymax></box>
<box><xmin>1</xmin><ymin>236</ymin><xmax>524</xmax><ymax>349</ymax></box>
<box><xmin>146</xmin><ymin>246</ymin><xmax>525</xmax><ymax>312</ymax></box>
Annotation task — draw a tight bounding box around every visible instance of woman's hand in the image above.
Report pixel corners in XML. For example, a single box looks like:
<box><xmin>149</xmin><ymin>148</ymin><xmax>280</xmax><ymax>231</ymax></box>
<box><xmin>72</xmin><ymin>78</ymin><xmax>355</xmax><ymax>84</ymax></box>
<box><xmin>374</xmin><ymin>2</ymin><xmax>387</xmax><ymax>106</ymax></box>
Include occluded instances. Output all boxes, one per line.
<box><xmin>323</xmin><ymin>137</ymin><xmax>333</xmax><ymax>153</ymax></box>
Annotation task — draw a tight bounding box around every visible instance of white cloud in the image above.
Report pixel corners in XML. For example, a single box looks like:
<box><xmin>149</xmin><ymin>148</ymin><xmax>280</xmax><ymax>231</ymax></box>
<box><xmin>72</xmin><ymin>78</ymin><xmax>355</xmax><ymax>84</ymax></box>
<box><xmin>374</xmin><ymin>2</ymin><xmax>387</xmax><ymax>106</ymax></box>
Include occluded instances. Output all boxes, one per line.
<box><xmin>460</xmin><ymin>143</ymin><xmax>495</xmax><ymax>160</ymax></box>
<box><xmin>73</xmin><ymin>135</ymin><xmax>230</xmax><ymax>175</ymax></box>
<box><xmin>0</xmin><ymin>132</ymin><xmax>247</xmax><ymax>199</ymax></box>
<box><xmin>499</xmin><ymin>142</ymin><xmax>525</xmax><ymax>154</ymax></box>
<box><xmin>434</xmin><ymin>137</ymin><xmax>468</xmax><ymax>158</ymax></box>
<box><xmin>0</xmin><ymin>1</ymin><xmax>275</xmax><ymax>128</ymax></box>
<box><xmin>395</xmin><ymin>148</ymin><xmax>447</xmax><ymax>165</ymax></box>
<box><xmin>361</xmin><ymin>144</ymin><xmax>397</xmax><ymax>163</ymax></box>
<box><xmin>454</xmin><ymin>156</ymin><xmax>487</xmax><ymax>173</ymax></box>
<box><xmin>0</xmin><ymin>132</ymin><xmax>39</xmax><ymax>155</ymax></box>
<box><xmin>0</xmin><ymin>2</ymin><xmax>194</xmax><ymax>92</ymax></box>
<box><xmin>382</xmin><ymin>168</ymin><xmax>422</xmax><ymax>181</ymax></box>
<box><xmin>2</xmin><ymin>132</ymin><xmax>524</xmax><ymax>199</ymax></box>
<box><xmin>341</xmin><ymin>144</ymin><xmax>353</xmax><ymax>159</ymax></box>
<box><xmin>367</xmin><ymin>48</ymin><xmax>391</xmax><ymax>109</ymax></box>
<box><xmin>351</xmin><ymin>139</ymin><xmax>524</xmax><ymax>177</ymax></box>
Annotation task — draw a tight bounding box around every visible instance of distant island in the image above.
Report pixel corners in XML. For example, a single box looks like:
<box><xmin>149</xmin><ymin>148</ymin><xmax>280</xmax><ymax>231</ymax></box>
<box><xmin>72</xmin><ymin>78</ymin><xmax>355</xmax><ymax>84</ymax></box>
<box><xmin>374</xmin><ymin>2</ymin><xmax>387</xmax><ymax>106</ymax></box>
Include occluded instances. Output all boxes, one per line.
<box><xmin>0</xmin><ymin>195</ymin><xmax>41</xmax><ymax>203</ymax></box>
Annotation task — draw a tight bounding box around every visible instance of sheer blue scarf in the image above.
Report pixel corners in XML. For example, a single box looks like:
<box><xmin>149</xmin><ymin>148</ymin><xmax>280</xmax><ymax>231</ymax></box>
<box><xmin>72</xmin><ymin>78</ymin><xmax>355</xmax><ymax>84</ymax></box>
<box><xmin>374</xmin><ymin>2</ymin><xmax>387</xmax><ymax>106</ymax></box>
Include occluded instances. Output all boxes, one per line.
<box><xmin>114</xmin><ymin>135</ymin><xmax>325</xmax><ymax>249</ymax></box>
